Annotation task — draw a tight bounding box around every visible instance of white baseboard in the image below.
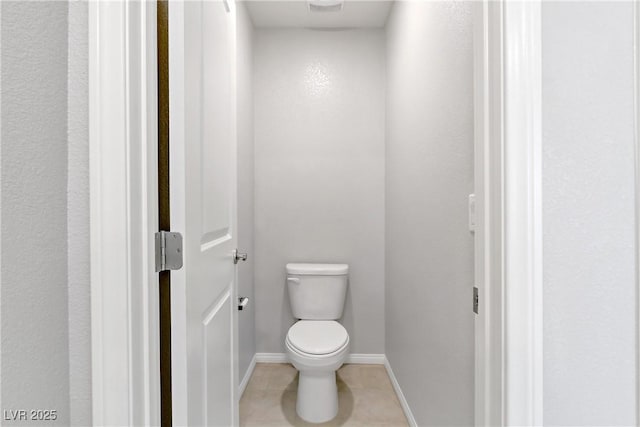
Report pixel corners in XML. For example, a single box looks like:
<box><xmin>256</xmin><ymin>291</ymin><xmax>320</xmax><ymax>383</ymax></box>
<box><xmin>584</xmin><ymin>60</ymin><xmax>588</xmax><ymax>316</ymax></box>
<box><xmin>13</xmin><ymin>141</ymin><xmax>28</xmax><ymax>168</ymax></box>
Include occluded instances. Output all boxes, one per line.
<box><xmin>384</xmin><ymin>357</ymin><xmax>418</xmax><ymax>427</ymax></box>
<box><xmin>346</xmin><ymin>353</ymin><xmax>385</xmax><ymax>364</ymax></box>
<box><xmin>255</xmin><ymin>352</ymin><xmax>288</xmax><ymax>363</ymax></box>
<box><xmin>238</xmin><ymin>354</ymin><xmax>257</xmax><ymax>399</ymax></box>
<box><xmin>254</xmin><ymin>352</ymin><xmax>385</xmax><ymax>365</ymax></box>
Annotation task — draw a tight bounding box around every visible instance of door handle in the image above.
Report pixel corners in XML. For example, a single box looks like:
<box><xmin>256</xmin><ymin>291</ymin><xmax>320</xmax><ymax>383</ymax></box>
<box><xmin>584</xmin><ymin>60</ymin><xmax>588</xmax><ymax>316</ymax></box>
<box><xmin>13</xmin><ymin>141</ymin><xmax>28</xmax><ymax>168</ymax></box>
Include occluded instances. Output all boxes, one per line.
<box><xmin>233</xmin><ymin>249</ymin><xmax>248</xmax><ymax>264</ymax></box>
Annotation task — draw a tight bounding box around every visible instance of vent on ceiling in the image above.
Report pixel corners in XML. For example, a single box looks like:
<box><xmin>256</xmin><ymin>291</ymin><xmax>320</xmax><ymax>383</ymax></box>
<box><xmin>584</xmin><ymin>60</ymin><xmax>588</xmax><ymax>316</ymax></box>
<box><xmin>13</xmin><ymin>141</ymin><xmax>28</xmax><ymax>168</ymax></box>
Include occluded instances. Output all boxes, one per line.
<box><xmin>308</xmin><ymin>0</ymin><xmax>344</xmax><ymax>12</ymax></box>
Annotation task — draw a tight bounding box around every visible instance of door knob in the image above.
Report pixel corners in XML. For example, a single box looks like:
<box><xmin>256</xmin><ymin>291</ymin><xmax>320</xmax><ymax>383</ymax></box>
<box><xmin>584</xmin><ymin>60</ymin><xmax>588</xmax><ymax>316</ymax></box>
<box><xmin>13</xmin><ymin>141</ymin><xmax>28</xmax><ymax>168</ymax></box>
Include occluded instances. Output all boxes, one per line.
<box><xmin>233</xmin><ymin>249</ymin><xmax>248</xmax><ymax>264</ymax></box>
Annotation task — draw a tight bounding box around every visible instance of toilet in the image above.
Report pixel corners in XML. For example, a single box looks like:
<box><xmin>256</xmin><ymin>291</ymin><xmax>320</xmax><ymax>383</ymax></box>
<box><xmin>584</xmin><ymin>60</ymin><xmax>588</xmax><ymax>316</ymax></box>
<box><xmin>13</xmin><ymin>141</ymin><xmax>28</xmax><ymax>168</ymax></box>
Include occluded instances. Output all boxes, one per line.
<box><xmin>285</xmin><ymin>263</ymin><xmax>350</xmax><ymax>423</ymax></box>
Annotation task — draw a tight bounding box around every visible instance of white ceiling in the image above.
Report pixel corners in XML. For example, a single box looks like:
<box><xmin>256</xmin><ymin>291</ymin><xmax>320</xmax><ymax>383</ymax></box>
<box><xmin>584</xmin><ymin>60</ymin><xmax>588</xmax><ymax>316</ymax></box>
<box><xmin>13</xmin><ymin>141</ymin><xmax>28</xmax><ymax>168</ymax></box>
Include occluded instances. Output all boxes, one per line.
<box><xmin>243</xmin><ymin>0</ymin><xmax>394</xmax><ymax>29</ymax></box>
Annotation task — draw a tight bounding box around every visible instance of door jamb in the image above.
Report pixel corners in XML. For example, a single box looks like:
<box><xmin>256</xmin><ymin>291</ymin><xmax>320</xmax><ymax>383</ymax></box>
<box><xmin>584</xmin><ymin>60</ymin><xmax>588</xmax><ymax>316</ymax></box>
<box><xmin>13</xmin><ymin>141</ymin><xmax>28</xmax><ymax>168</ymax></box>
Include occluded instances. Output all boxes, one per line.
<box><xmin>89</xmin><ymin>1</ymin><xmax>160</xmax><ymax>425</ymax></box>
<box><xmin>634</xmin><ymin>1</ymin><xmax>640</xmax><ymax>423</ymax></box>
<box><xmin>474</xmin><ymin>1</ymin><xmax>544</xmax><ymax>425</ymax></box>
<box><xmin>89</xmin><ymin>0</ymin><xmax>546</xmax><ymax>424</ymax></box>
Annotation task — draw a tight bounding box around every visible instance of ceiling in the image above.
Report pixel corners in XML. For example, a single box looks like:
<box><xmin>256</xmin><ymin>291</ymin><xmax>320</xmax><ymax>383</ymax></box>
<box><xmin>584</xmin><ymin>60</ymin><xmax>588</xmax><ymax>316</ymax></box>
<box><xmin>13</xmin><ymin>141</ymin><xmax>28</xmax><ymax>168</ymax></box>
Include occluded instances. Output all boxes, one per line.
<box><xmin>242</xmin><ymin>0</ymin><xmax>394</xmax><ymax>29</ymax></box>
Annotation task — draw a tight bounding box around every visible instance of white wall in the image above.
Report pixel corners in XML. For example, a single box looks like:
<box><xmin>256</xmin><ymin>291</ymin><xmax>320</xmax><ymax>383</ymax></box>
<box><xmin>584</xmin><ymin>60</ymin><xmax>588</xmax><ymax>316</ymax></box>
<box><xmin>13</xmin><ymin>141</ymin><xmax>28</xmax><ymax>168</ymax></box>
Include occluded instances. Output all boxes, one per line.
<box><xmin>1</xmin><ymin>2</ymin><xmax>71</xmax><ymax>424</ymax></box>
<box><xmin>67</xmin><ymin>1</ymin><xmax>91</xmax><ymax>425</ymax></box>
<box><xmin>253</xmin><ymin>28</ymin><xmax>386</xmax><ymax>354</ymax></box>
<box><xmin>385</xmin><ymin>2</ymin><xmax>475</xmax><ymax>425</ymax></box>
<box><xmin>236</xmin><ymin>2</ymin><xmax>256</xmax><ymax>382</ymax></box>
<box><xmin>1</xmin><ymin>2</ymin><xmax>91</xmax><ymax>424</ymax></box>
<box><xmin>542</xmin><ymin>2</ymin><xmax>637</xmax><ymax>425</ymax></box>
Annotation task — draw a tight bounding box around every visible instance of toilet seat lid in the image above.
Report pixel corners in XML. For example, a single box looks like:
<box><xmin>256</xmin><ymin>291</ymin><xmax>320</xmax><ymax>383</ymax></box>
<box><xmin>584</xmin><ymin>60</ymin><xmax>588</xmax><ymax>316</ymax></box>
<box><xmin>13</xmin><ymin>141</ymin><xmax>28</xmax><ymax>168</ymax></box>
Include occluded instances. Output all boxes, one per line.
<box><xmin>287</xmin><ymin>321</ymin><xmax>349</xmax><ymax>355</ymax></box>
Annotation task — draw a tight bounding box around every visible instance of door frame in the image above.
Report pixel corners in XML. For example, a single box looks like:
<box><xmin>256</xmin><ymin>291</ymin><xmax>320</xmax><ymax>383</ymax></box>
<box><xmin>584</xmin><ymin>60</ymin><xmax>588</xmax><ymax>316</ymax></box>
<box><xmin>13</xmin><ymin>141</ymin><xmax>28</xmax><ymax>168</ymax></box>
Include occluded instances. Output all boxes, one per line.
<box><xmin>635</xmin><ymin>1</ymin><xmax>640</xmax><ymax>422</ymax></box>
<box><xmin>89</xmin><ymin>0</ymin><xmax>546</xmax><ymax>425</ymax></box>
<box><xmin>89</xmin><ymin>1</ymin><xmax>160</xmax><ymax>425</ymax></box>
<box><xmin>474</xmin><ymin>1</ymin><xmax>544</xmax><ymax>425</ymax></box>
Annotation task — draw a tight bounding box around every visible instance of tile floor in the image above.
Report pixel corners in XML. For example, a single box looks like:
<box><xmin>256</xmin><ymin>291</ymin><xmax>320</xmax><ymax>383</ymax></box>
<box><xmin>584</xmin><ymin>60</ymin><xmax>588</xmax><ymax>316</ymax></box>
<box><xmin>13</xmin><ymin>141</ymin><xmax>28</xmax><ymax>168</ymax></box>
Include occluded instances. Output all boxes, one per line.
<box><xmin>240</xmin><ymin>363</ymin><xmax>409</xmax><ymax>427</ymax></box>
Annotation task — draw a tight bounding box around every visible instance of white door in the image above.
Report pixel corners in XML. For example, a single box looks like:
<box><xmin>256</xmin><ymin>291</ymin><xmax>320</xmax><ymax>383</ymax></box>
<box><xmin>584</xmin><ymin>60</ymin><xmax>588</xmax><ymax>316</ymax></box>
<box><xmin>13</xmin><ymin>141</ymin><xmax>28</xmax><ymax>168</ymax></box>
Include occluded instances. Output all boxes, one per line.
<box><xmin>169</xmin><ymin>0</ymin><xmax>238</xmax><ymax>425</ymax></box>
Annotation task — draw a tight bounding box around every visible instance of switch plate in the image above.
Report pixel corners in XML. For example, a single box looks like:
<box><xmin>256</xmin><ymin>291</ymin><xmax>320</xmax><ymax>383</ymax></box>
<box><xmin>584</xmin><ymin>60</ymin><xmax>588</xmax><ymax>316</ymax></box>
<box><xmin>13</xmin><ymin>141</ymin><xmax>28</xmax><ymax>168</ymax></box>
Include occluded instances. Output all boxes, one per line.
<box><xmin>468</xmin><ymin>193</ymin><xmax>476</xmax><ymax>233</ymax></box>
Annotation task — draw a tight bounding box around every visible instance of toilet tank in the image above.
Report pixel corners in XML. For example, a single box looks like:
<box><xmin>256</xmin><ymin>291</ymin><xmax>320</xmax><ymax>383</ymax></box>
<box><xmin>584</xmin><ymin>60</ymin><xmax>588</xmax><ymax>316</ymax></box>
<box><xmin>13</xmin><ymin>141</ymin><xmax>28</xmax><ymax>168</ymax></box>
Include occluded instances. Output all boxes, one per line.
<box><xmin>286</xmin><ymin>263</ymin><xmax>349</xmax><ymax>320</ymax></box>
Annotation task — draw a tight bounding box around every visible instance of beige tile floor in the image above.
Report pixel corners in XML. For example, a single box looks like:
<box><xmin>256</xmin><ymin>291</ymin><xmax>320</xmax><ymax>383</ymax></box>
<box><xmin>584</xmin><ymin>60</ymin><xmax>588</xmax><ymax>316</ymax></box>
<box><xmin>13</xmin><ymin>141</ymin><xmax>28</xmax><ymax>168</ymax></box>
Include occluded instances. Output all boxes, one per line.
<box><xmin>240</xmin><ymin>363</ymin><xmax>409</xmax><ymax>427</ymax></box>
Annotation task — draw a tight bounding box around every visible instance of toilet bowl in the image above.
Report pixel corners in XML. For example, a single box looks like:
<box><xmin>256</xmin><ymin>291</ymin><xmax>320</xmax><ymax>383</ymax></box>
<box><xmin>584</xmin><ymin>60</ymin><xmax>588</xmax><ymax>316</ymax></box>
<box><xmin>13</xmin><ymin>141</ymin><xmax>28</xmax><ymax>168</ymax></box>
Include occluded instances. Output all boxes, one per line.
<box><xmin>285</xmin><ymin>320</ymin><xmax>350</xmax><ymax>423</ymax></box>
<box><xmin>284</xmin><ymin>263</ymin><xmax>350</xmax><ymax>422</ymax></box>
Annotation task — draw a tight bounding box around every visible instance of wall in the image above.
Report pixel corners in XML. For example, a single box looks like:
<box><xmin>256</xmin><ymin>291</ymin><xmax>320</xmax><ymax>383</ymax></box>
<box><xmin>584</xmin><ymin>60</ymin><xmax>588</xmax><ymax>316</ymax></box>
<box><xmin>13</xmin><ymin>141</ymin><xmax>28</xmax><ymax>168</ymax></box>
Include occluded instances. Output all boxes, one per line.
<box><xmin>385</xmin><ymin>2</ymin><xmax>474</xmax><ymax>425</ymax></box>
<box><xmin>236</xmin><ymin>1</ymin><xmax>256</xmax><ymax>382</ymax></box>
<box><xmin>253</xmin><ymin>28</ymin><xmax>386</xmax><ymax>354</ymax></box>
<box><xmin>1</xmin><ymin>2</ymin><xmax>71</xmax><ymax>424</ymax></box>
<box><xmin>67</xmin><ymin>1</ymin><xmax>91</xmax><ymax>425</ymax></box>
<box><xmin>542</xmin><ymin>2</ymin><xmax>637</xmax><ymax>425</ymax></box>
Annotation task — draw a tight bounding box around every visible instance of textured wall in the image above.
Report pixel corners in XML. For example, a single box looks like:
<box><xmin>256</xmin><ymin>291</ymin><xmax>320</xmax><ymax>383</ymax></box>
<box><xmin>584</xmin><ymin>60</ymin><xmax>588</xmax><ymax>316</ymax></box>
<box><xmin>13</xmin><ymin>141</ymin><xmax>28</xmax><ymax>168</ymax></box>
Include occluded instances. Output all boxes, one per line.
<box><xmin>67</xmin><ymin>1</ymin><xmax>91</xmax><ymax>425</ymax></box>
<box><xmin>254</xmin><ymin>28</ymin><xmax>386</xmax><ymax>354</ymax></box>
<box><xmin>542</xmin><ymin>2</ymin><xmax>637</xmax><ymax>425</ymax></box>
<box><xmin>385</xmin><ymin>2</ymin><xmax>475</xmax><ymax>425</ymax></box>
<box><xmin>1</xmin><ymin>2</ymin><xmax>70</xmax><ymax>424</ymax></box>
<box><xmin>237</xmin><ymin>1</ymin><xmax>256</xmax><ymax>382</ymax></box>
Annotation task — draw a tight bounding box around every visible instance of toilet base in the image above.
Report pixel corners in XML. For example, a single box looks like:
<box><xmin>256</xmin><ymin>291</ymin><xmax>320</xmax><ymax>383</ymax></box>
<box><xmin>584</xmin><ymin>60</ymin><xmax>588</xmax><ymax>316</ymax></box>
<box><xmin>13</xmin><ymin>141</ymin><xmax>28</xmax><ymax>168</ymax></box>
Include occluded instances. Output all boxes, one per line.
<box><xmin>296</xmin><ymin>370</ymin><xmax>339</xmax><ymax>423</ymax></box>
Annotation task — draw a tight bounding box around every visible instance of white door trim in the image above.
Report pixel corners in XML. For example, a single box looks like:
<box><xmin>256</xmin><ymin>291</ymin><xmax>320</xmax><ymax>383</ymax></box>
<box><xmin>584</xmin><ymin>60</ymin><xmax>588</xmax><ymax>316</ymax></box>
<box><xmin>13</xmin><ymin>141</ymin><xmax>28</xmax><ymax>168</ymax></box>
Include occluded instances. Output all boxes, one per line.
<box><xmin>89</xmin><ymin>1</ymin><xmax>160</xmax><ymax>425</ymax></box>
<box><xmin>503</xmin><ymin>1</ymin><xmax>544</xmax><ymax>424</ymax></box>
<box><xmin>634</xmin><ymin>1</ymin><xmax>640</xmax><ymax>422</ymax></box>
<box><xmin>473</xmin><ymin>2</ymin><xmax>503</xmax><ymax>425</ymax></box>
<box><xmin>474</xmin><ymin>1</ymin><xmax>543</xmax><ymax>425</ymax></box>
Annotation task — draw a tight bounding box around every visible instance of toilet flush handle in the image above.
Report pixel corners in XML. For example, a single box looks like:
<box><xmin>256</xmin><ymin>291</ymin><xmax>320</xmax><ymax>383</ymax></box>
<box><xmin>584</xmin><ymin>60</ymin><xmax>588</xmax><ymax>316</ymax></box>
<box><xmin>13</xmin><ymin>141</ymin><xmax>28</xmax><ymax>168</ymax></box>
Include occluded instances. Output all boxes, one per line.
<box><xmin>287</xmin><ymin>277</ymin><xmax>300</xmax><ymax>285</ymax></box>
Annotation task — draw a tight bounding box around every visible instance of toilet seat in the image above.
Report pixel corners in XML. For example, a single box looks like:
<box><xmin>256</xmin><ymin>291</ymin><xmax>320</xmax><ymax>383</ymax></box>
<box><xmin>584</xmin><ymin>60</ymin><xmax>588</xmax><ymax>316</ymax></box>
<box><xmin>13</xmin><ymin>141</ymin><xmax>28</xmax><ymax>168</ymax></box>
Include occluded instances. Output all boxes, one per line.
<box><xmin>286</xmin><ymin>321</ymin><xmax>348</xmax><ymax>355</ymax></box>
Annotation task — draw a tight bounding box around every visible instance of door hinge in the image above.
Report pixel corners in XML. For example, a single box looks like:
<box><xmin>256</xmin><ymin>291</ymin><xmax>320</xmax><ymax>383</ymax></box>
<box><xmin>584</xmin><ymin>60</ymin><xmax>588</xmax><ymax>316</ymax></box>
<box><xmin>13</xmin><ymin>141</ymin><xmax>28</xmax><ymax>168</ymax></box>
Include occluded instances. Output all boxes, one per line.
<box><xmin>473</xmin><ymin>286</ymin><xmax>479</xmax><ymax>314</ymax></box>
<box><xmin>155</xmin><ymin>231</ymin><xmax>183</xmax><ymax>272</ymax></box>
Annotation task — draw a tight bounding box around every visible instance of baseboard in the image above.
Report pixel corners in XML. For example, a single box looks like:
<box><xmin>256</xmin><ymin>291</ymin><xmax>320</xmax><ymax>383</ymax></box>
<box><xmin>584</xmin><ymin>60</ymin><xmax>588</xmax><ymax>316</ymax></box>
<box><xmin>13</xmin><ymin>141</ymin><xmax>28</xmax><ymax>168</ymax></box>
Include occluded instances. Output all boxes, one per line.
<box><xmin>384</xmin><ymin>356</ymin><xmax>418</xmax><ymax>427</ymax></box>
<box><xmin>346</xmin><ymin>353</ymin><xmax>385</xmax><ymax>364</ymax></box>
<box><xmin>238</xmin><ymin>354</ymin><xmax>257</xmax><ymax>399</ymax></box>
<box><xmin>255</xmin><ymin>352</ymin><xmax>288</xmax><ymax>363</ymax></box>
<box><xmin>254</xmin><ymin>352</ymin><xmax>385</xmax><ymax>365</ymax></box>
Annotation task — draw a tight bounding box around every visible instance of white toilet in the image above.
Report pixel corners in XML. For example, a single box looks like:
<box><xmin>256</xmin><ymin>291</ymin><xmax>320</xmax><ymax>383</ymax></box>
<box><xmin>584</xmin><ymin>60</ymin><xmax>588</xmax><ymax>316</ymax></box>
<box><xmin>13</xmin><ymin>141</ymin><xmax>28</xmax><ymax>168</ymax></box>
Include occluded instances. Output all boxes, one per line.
<box><xmin>285</xmin><ymin>263</ymin><xmax>350</xmax><ymax>424</ymax></box>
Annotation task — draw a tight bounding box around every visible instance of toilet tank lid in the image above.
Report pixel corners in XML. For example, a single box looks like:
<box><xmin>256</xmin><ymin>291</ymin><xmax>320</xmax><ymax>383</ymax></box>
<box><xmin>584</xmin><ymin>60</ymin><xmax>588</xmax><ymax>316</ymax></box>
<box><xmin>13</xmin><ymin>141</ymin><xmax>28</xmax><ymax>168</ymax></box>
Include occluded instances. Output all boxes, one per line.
<box><xmin>286</xmin><ymin>263</ymin><xmax>349</xmax><ymax>276</ymax></box>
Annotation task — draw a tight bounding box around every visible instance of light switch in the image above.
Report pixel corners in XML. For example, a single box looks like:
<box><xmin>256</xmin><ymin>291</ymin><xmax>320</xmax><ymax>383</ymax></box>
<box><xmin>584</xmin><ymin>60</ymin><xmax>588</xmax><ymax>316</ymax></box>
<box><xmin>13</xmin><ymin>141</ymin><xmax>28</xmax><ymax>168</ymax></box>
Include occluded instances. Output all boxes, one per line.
<box><xmin>468</xmin><ymin>194</ymin><xmax>475</xmax><ymax>233</ymax></box>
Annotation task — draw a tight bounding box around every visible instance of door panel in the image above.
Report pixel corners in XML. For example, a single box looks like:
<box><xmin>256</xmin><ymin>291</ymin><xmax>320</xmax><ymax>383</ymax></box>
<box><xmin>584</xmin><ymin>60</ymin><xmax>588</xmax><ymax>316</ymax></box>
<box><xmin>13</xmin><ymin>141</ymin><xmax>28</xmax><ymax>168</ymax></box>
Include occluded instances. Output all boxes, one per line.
<box><xmin>169</xmin><ymin>0</ymin><xmax>238</xmax><ymax>425</ymax></box>
<box><xmin>201</xmin><ymin>0</ymin><xmax>234</xmax><ymax>245</ymax></box>
<box><xmin>203</xmin><ymin>290</ymin><xmax>232</xmax><ymax>426</ymax></box>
